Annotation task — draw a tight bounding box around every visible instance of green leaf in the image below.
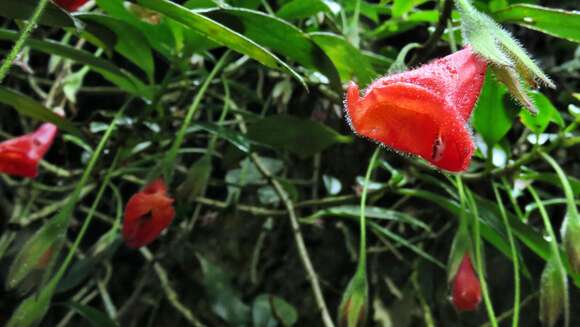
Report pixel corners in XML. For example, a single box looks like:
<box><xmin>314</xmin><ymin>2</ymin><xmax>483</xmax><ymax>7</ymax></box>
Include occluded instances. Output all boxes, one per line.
<box><xmin>310</xmin><ymin>32</ymin><xmax>376</xmax><ymax>85</ymax></box>
<box><xmin>369</xmin><ymin>10</ymin><xmax>438</xmax><ymax>39</ymax></box>
<box><xmin>520</xmin><ymin>91</ymin><xmax>564</xmax><ymax>134</ymax></box>
<box><xmin>392</xmin><ymin>0</ymin><xmax>429</xmax><ymax>18</ymax></box>
<box><xmin>246</xmin><ymin>115</ymin><xmax>352</xmax><ymax>158</ymax></box>
<box><xmin>0</xmin><ymin>28</ymin><xmax>151</xmax><ymax>99</ymax></box>
<box><xmin>60</xmin><ymin>302</ymin><xmax>119</xmax><ymax>327</ymax></box>
<box><xmin>493</xmin><ymin>4</ymin><xmax>580</xmax><ymax>43</ymax></box>
<box><xmin>97</xmin><ymin>0</ymin><xmax>207</xmax><ymax>59</ymax></box>
<box><xmin>270</xmin><ymin>296</ymin><xmax>298</xmax><ymax>327</ymax></box>
<box><xmin>136</xmin><ymin>0</ymin><xmax>306</xmax><ymax>89</ymax></box>
<box><xmin>304</xmin><ymin>205</ymin><xmax>430</xmax><ymax>231</ymax></box>
<box><xmin>472</xmin><ymin>72</ymin><xmax>518</xmax><ymax>146</ymax></box>
<box><xmin>6</xmin><ymin>284</ymin><xmax>52</xmax><ymax>327</ymax></box>
<box><xmin>539</xmin><ymin>258</ymin><xmax>567</xmax><ymax>327</ymax></box>
<box><xmin>0</xmin><ymin>87</ymin><xmax>82</xmax><ymax>137</ymax></box>
<box><xmin>192</xmin><ymin>122</ymin><xmax>251</xmax><ymax>153</ymax></box>
<box><xmin>198</xmin><ymin>255</ymin><xmax>251</xmax><ymax>325</ymax></box>
<box><xmin>276</xmin><ymin>0</ymin><xmax>330</xmax><ymax>20</ymax></box>
<box><xmin>397</xmin><ymin>188</ymin><xmax>550</xmax><ymax>272</ymax></box>
<box><xmin>177</xmin><ymin>154</ymin><xmax>213</xmax><ymax>202</ymax></box>
<box><xmin>78</xmin><ymin>14</ymin><xmax>155</xmax><ymax>80</ymax></box>
<box><xmin>204</xmin><ymin>8</ymin><xmax>341</xmax><ymax>90</ymax></box>
<box><xmin>0</xmin><ymin>0</ymin><xmax>76</xmax><ymax>28</ymax></box>
<box><xmin>252</xmin><ymin>294</ymin><xmax>298</xmax><ymax>327</ymax></box>
<box><xmin>6</xmin><ymin>223</ymin><xmax>63</xmax><ymax>290</ymax></box>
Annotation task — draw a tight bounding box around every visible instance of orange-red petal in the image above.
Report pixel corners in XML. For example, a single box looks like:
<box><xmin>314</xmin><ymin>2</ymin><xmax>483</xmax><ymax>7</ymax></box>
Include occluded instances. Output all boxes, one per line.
<box><xmin>345</xmin><ymin>47</ymin><xmax>486</xmax><ymax>172</ymax></box>
<box><xmin>0</xmin><ymin>123</ymin><xmax>58</xmax><ymax>178</ymax></box>
<box><xmin>123</xmin><ymin>179</ymin><xmax>175</xmax><ymax>248</ymax></box>
<box><xmin>53</xmin><ymin>0</ymin><xmax>89</xmax><ymax>12</ymax></box>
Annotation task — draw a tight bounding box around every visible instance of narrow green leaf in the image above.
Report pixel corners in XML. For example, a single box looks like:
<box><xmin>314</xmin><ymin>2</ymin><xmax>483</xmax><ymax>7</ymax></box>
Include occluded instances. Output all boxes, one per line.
<box><xmin>304</xmin><ymin>205</ymin><xmax>430</xmax><ymax>231</ymax></box>
<box><xmin>177</xmin><ymin>154</ymin><xmax>213</xmax><ymax>202</ymax></box>
<box><xmin>0</xmin><ymin>87</ymin><xmax>82</xmax><ymax>137</ymax></box>
<box><xmin>493</xmin><ymin>4</ymin><xmax>580</xmax><ymax>43</ymax></box>
<box><xmin>61</xmin><ymin>302</ymin><xmax>120</xmax><ymax>327</ymax></box>
<box><xmin>246</xmin><ymin>115</ymin><xmax>352</xmax><ymax>158</ymax></box>
<box><xmin>136</xmin><ymin>0</ymin><xmax>306</xmax><ymax>89</ymax></box>
<box><xmin>310</xmin><ymin>32</ymin><xmax>376</xmax><ymax>85</ymax></box>
<box><xmin>78</xmin><ymin>14</ymin><xmax>155</xmax><ymax>80</ymax></box>
<box><xmin>276</xmin><ymin>0</ymin><xmax>330</xmax><ymax>20</ymax></box>
<box><xmin>192</xmin><ymin>122</ymin><xmax>251</xmax><ymax>153</ymax></box>
<box><xmin>204</xmin><ymin>8</ymin><xmax>341</xmax><ymax>90</ymax></box>
<box><xmin>0</xmin><ymin>29</ymin><xmax>151</xmax><ymax>98</ymax></box>
<box><xmin>0</xmin><ymin>0</ymin><xmax>76</xmax><ymax>28</ymax></box>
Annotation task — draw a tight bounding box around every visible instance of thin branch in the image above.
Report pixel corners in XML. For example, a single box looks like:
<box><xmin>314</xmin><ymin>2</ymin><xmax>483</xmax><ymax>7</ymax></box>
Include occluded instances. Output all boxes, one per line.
<box><xmin>409</xmin><ymin>0</ymin><xmax>454</xmax><ymax>66</ymax></box>
<box><xmin>249</xmin><ymin>152</ymin><xmax>335</xmax><ymax>327</ymax></box>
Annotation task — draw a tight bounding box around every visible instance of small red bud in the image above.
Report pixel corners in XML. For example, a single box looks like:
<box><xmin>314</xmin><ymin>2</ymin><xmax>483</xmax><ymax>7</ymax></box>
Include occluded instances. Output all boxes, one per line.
<box><xmin>53</xmin><ymin>0</ymin><xmax>89</xmax><ymax>12</ymax></box>
<box><xmin>562</xmin><ymin>213</ymin><xmax>580</xmax><ymax>274</ymax></box>
<box><xmin>123</xmin><ymin>178</ymin><xmax>175</xmax><ymax>248</ymax></box>
<box><xmin>451</xmin><ymin>253</ymin><xmax>482</xmax><ymax>311</ymax></box>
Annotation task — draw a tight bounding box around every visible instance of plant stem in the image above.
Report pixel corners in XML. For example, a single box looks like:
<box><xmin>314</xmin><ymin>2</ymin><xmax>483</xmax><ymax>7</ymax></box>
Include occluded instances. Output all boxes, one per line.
<box><xmin>0</xmin><ymin>0</ymin><xmax>49</xmax><ymax>85</ymax></box>
<box><xmin>492</xmin><ymin>183</ymin><xmax>520</xmax><ymax>327</ymax></box>
<box><xmin>357</xmin><ymin>147</ymin><xmax>381</xmax><ymax>274</ymax></box>
<box><xmin>528</xmin><ymin>185</ymin><xmax>570</xmax><ymax>327</ymax></box>
<box><xmin>461</xmin><ymin>180</ymin><xmax>498</xmax><ymax>327</ymax></box>
<box><xmin>249</xmin><ymin>152</ymin><xmax>335</xmax><ymax>327</ymax></box>
<box><xmin>163</xmin><ymin>51</ymin><xmax>230</xmax><ymax>183</ymax></box>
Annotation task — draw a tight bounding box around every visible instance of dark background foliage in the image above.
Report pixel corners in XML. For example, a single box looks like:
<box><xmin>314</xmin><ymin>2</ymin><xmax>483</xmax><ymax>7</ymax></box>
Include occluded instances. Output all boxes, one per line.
<box><xmin>0</xmin><ymin>0</ymin><xmax>579</xmax><ymax>326</ymax></box>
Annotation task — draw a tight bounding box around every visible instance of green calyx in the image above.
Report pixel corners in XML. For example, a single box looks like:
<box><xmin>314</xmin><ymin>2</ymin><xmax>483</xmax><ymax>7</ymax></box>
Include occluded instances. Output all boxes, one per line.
<box><xmin>456</xmin><ymin>0</ymin><xmax>555</xmax><ymax>115</ymax></box>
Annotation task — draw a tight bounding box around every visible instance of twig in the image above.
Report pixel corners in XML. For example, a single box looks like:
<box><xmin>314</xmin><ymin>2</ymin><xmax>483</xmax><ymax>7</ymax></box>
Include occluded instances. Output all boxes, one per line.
<box><xmin>249</xmin><ymin>152</ymin><xmax>335</xmax><ymax>327</ymax></box>
<box><xmin>408</xmin><ymin>0</ymin><xmax>454</xmax><ymax>66</ymax></box>
<box><xmin>140</xmin><ymin>248</ymin><xmax>206</xmax><ymax>327</ymax></box>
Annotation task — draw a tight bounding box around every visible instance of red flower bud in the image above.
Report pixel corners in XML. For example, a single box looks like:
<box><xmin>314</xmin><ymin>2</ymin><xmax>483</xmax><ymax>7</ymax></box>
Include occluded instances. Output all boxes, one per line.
<box><xmin>451</xmin><ymin>253</ymin><xmax>482</xmax><ymax>311</ymax></box>
<box><xmin>0</xmin><ymin>123</ymin><xmax>58</xmax><ymax>178</ymax></box>
<box><xmin>345</xmin><ymin>47</ymin><xmax>486</xmax><ymax>172</ymax></box>
<box><xmin>53</xmin><ymin>0</ymin><xmax>89</xmax><ymax>12</ymax></box>
<box><xmin>123</xmin><ymin>178</ymin><xmax>176</xmax><ymax>248</ymax></box>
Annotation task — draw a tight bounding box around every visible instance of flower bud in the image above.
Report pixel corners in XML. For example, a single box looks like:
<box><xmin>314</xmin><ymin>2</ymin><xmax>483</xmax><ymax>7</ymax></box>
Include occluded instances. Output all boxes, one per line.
<box><xmin>53</xmin><ymin>0</ymin><xmax>89</xmax><ymax>12</ymax></box>
<box><xmin>562</xmin><ymin>213</ymin><xmax>580</xmax><ymax>274</ymax></box>
<box><xmin>539</xmin><ymin>258</ymin><xmax>566</xmax><ymax>327</ymax></box>
<box><xmin>338</xmin><ymin>273</ymin><xmax>367</xmax><ymax>327</ymax></box>
<box><xmin>451</xmin><ymin>253</ymin><xmax>481</xmax><ymax>311</ymax></box>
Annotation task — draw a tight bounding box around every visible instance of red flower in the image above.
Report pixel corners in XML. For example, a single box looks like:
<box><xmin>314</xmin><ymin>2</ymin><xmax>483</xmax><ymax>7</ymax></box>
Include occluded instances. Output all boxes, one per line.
<box><xmin>123</xmin><ymin>178</ymin><xmax>175</xmax><ymax>248</ymax></box>
<box><xmin>0</xmin><ymin>123</ymin><xmax>58</xmax><ymax>178</ymax></box>
<box><xmin>53</xmin><ymin>0</ymin><xmax>89</xmax><ymax>12</ymax></box>
<box><xmin>345</xmin><ymin>47</ymin><xmax>487</xmax><ymax>172</ymax></box>
<box><xmin>452</xmin><ymin>253</ymin><xmax>482</xmax><ymax>311</ymax></box>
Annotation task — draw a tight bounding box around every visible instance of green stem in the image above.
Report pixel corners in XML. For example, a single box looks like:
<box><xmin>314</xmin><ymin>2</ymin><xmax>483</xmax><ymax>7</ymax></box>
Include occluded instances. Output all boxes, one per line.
<box><xmin>527</xmin><ymin>185</ymin><xmax>569</xmax><ymax>327</ymax></box>
<box><xmin>357</xmin><ymin>148</ymin><xmax>381</xmax><ymax>274</ymax></box>
<box><xmin>163</xmin><ymin>51</ymin><xmax>230</xmax><ymax>183</ymax></box>
<box><xmin>0</xmin><ymin>0</ymin><xmax>49</xmax><ymax>85</ymax></box>
<box><xmin>463</xmin><ymin>182</ymin><xmax>498</xmax><ymax>327</ymax></box>
<box><xmin>540</xmin><ymin>152</ymin><xmax>579</xmax><ymax>218</ymax></box>
<box><xmin>54</xmin><ymin>152</ymin><xmax>120</xmax><ymax>283</ymax></box>
<box><xmin>492</xmin><ymin>183</ymin><xmax>520</xmax><ymax>327</ymax></box>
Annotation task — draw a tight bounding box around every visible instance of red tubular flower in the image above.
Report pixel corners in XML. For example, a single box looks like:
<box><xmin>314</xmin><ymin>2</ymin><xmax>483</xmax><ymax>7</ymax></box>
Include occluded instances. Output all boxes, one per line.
<box><xmin>451</xmin><ymin>253</ymin><xmax>482</xmax><ymax>311</ymax></box>
<box><xmin>0</xmin><ymin>123</ymin><xmax>58</xmax><ymax>178</ymax></box>
<box><xmin>53</xmin><ymin>0</ymin><xmax>89</xmax><ymax>12</ymax></box>
<box><xmin>123</xmin><ymin>178</ymin><xmax>175</xmax><ymax>248</ymax></box>
<box><xmin>345</xmin><ymin>47</ymin><xmax>487</xmax><ymax>172</ymax></box>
